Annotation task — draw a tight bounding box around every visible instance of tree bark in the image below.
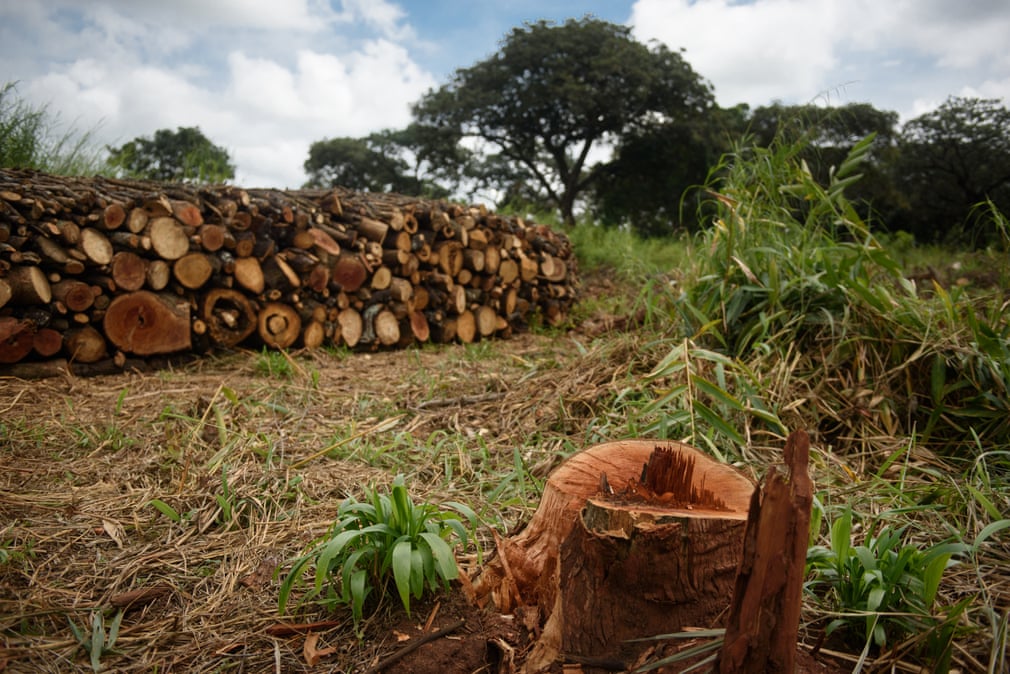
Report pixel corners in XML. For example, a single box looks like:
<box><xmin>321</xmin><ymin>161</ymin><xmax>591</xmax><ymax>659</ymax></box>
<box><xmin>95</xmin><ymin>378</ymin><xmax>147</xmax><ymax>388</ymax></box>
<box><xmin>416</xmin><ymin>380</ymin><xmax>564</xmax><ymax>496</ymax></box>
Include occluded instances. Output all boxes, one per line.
<box><xmin>716</xmin><ymin>429</ymin><xmax>813</xmax><ymax>673</ymax></box>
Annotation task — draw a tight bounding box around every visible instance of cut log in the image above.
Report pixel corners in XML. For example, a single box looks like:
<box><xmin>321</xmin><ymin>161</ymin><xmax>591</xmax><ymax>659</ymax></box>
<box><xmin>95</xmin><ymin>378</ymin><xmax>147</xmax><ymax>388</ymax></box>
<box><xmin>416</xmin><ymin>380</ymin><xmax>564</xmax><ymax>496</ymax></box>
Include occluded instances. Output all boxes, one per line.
<box><xmin>145</xmin><ymin>259</ymin><xmax>171</xmax><ymax>291</ymax></box>
<box><xmin>111</xmin><ymin>251</ymin><xmax>147</xmax><ymax>291</ymax></box>
<box><xmin>374</xmin><ymin>309</ymin><xmax>400</xmax><ymax>346</ymax></box>
<box><xmin>716</xmin><ymin>429</ymin><xmax>813</xmax><ymax>673</ymax></box>
<box><xmin>0</xmin><ymin>277</ymin><xmax>12</xmax><ymax>309</ymax></box>
<box><xmin>233</xmin><ymin>256</ymin><xmax>265</xmax><ymax>295</ymax></box>
<box><xmin>103</xmin><ymin>291</ymin><xmax>191</xmax><ymax>355</ymax></box>
<box><xmin>0</xmin><ymin>317</ymin><xmax>35</xmax><ymax>364</ymax></box>
<box><xmin>102</xmin><ymin>203</ymin><xmax>127</xmax><ymax>230</ymax></box>
<box><xmin>473</xmin><ymin>440</ymin><xmax>755</xmax><ymax>673</ymax></box>
<box><xmin>200</xmin><ymin>288</ymin><xmax>257</xmax><ymax>348</ymax></box>
<box><xmin>148</xmin><ymin>217</ymin><xmax>190</xmax><ymax>260</ymax></box>
<box><xmin>79</xmin><ymin>228</ymin><xmax>114</xmax><ymax>265</ymax></box>
<box><xmin>301</xmin><ymin>320</ymin><xmax>326</xmax><ymax>349</ymax></box>
<box><xmin>475</xmin><ymin>305</ymin><xmax>497</xmax><ymax>337</ymax></box>
<box><xmin>198</xmin><ymin>223</ymin><xmax>228</xmax><ymax>252</ymax></box>
<box><xmin>64</xmin><ymin>324</ymin><xmax>107</xmax><ymax>363</ymax></box>
<box><xmin>258</xmin><ymin>302</ymin><xmax>301</xmax><ymax>349</ymax></box>
<box><xmin>332</xmin><ymin>253</ymin><xmax>367</xmax><ymax>292</ymax></box>
<box><xmin>455</xmin><ymin>309</ymin><xmax>476</xmax><ymax>343</ymax></box>
<box><xmin>51</xmin><ymin>279</ymin><xmax>96</xmax><ymax>312</ymax></box>
<box><xmin>32</xmin><ymin>327</ymin><xmax>63</xmax><ymax>357</ymax></box>
<box><xmin>337</xmin><ymin>308</ymin><xmax>363</xmax><ymax>348</ymax></box>
<box><xmin>173</xmin><ymin>252</ymin><xmax>214</xmax><ymax>289</ymax></box>
<box><xmin>407</xmin><ymin>310</ymin><xmax>429</xmax><ymax>343</ymax></box>
<box><xmin>7</xmin><ymin>265</ymin><xmax>52</xmax><ymax>304</ymax></box>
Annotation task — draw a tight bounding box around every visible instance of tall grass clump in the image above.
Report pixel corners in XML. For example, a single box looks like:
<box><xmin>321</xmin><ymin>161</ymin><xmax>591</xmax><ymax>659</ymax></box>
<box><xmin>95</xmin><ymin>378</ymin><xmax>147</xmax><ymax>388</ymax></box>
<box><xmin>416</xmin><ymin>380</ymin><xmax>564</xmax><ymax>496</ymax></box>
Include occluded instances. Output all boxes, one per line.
<box><xmin>568</xmin><ymin>219</ymin><xmax>690</xmax><ymax>281</ymax></box>
<box><xmin>638</xmin><ymin>129</ymin><xmax>1009</xmax><ymax>670</ymax></box>
<box><xmin>643</xmin><ymin>131</ymin><xmax>1010</xmax><ymax>463</ymax></box>
<box><xmin>0</xmin><ymin>81</ymin><xmax>108</xmax><ymax>175</ymax></box>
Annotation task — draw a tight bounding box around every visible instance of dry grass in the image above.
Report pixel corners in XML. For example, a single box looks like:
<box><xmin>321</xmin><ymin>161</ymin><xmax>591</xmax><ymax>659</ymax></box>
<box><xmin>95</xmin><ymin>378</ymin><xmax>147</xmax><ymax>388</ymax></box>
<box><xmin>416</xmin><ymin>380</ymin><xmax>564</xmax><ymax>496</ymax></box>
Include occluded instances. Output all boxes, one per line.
<box><xmin>0</xmin><ymin>307</ymin><xmax>658</xmax><ymax>672</ymax></box>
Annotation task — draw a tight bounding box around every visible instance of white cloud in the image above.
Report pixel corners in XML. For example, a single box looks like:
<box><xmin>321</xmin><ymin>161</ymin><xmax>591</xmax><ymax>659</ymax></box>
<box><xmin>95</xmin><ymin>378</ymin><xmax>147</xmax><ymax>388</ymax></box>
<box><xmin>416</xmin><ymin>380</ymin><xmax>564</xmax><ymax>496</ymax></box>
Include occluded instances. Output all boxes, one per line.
<box><xmin>223</xmin><ymin>44</ymin><xmax>436</xmax><ymax>186</ymax></box>
<box><xmin>629</xmin><ymin>0</ymin><xmax>1010</xmax><ymax>118</ymax></box>
<box><xmin>336</xmin><ymin>0</ymin><xmax>416</xmax><ymax>42</ymax></box>
<box><xmin>4</xmin><ymin>0</ymin><xmax>437</xmax><ymax>188</ymax></box>
<box><xmin>630</xmin><ymin>0</ymin><xmax>842</xmax><ymax>107</ymax></box>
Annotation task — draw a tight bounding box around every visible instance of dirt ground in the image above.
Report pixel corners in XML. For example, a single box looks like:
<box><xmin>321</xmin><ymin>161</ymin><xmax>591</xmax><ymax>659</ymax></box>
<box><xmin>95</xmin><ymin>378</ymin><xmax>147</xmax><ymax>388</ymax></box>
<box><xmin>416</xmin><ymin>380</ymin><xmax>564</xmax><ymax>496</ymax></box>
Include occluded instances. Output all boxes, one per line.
<box><xmin>1</xmin><ymin>279</ymin><xmax>855</xmax><ymax>673</ymax></box>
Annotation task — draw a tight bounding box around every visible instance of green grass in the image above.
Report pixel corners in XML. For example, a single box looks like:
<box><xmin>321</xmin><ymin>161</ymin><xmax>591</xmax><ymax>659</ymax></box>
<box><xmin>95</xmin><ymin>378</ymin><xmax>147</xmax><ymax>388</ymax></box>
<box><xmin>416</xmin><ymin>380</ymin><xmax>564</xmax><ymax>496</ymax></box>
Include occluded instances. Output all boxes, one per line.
<box><xmin>568</xmin><ymin>218</ymin><xmax>691</xmax><ymax>280</ymax></box>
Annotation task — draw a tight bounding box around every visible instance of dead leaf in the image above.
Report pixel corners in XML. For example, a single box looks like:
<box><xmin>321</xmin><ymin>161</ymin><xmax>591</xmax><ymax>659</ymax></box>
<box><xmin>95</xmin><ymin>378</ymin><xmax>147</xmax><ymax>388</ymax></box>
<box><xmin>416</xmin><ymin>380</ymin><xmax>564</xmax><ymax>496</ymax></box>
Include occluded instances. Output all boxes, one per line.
<box><xmin>393</xmin><ymin>630</ymin><xmax>411</xmax><ymax>643</ymax></box>
<box><xmin>239</xmin><ymin>555</ymin><xmax>279</xmax><ymax>588</ymax></box>
<box><xmin>102</xmin><ymin>519</ymin><xmax>125</xmax><ymax>548</ymax></box>
<box><xmin>303</xmin><ymin>632</ymin><xmax>337</xmax><ymax>666</ymax></box>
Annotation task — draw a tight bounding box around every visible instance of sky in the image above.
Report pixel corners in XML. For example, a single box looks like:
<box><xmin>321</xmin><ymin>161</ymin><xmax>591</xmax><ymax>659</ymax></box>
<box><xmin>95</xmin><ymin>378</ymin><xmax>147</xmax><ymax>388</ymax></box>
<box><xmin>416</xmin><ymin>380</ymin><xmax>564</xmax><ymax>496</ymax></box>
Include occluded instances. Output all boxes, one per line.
<box><xmin>2</xmin><ymin>0</ymin><xmax>1008</xmax><ymax>189</ymax></box>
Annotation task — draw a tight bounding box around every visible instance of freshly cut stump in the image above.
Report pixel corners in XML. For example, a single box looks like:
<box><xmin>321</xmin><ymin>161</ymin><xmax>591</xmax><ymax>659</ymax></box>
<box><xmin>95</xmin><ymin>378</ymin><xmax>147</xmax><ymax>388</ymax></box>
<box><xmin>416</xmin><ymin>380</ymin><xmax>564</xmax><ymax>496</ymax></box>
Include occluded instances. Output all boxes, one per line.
<box><xmin>472</xmin><ymin>439</ymin><xmax>755</xmax><ymax>672</ymax></box>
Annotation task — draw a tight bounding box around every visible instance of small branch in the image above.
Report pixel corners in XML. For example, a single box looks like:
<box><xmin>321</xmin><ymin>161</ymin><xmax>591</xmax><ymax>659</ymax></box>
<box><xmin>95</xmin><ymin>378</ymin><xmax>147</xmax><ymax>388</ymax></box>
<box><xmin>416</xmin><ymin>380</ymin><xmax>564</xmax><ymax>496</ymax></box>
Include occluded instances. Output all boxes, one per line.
<box><xmin>264</xmin><ymin>620</ymin><xmax>345</xmax><ymax>637</ymax></box>
<box><xmin>363</xmin><ymin>619</ymin><xmax>466</xmax><ymax>674</ymax></box>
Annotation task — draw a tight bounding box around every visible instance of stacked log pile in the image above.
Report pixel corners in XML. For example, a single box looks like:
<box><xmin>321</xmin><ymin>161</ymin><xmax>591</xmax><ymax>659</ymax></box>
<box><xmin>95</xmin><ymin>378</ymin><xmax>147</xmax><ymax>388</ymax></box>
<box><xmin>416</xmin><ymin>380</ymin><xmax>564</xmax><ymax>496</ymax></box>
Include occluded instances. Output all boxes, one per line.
<box><xmin>0</xmin><ymin>168</ymin><xmax>578</xmax><ymax>372</ymax></box>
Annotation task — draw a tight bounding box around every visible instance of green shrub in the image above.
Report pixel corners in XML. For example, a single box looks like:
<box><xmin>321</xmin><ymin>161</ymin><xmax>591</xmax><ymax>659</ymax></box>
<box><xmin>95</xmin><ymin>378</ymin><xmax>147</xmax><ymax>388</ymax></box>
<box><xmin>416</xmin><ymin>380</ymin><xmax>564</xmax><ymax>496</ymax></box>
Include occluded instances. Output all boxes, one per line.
<box><xmin>278</xmin><ymin>475</ymin><xmax>476</xmax><ymax>632</ymax></box>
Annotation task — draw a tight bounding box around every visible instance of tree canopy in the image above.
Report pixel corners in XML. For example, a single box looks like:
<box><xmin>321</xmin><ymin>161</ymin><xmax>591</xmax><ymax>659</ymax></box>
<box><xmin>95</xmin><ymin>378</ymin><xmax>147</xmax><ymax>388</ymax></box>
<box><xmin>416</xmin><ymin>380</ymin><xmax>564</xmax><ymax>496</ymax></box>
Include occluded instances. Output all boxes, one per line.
<box><xmin>107</xmin><ymin>126</ymin><xmax>235</xmax><ymax>183</ymax></box>
<box><xmin>304</xmin><ymin>126</ymin><xmax>453</xmax><ymax>198</ymax></box>
<box><xmin>411</xmin><ymin>17</ymin><xmax>715</xmax><ymax>225</ymax></box>
<box><xmin>894</xmin><ymin>97</ymin><xmax>1010</xmax><ymax>245</ymax></box>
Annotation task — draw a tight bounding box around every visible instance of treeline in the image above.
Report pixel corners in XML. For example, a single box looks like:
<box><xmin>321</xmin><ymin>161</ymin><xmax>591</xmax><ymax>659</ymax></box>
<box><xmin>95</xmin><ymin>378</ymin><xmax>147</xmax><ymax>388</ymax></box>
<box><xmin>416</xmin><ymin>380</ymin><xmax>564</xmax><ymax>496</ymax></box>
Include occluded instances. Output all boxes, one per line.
<box><xmin>300</xmin><ymin>19</ymin><xmax>1010</xmax><ymax>247</ymax></box>
<box><xmin>4</xmin><ymin>20</ymin><xmax>1010</xmax><ymax>247</ymax></box>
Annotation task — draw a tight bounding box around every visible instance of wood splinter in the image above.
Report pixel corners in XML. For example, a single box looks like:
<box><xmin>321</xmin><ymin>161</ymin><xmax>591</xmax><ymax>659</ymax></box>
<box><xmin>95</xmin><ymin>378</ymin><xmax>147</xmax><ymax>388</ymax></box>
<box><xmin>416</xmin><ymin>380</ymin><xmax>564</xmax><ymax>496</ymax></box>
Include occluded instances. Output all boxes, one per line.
<box><xmin>716</xmin><ymin>428</ymin><xmax>814</xmax><ymax>673</ymax></box>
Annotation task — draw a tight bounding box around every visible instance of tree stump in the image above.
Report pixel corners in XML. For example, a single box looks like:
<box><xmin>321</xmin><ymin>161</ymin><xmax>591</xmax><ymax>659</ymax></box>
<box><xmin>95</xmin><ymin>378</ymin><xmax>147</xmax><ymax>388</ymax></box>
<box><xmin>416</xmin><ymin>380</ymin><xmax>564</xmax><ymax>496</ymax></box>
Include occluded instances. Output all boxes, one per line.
<box><xmin>471</xmin><ymin>439</ymin><xmax>755</xmax><ymax>673</ymax></box>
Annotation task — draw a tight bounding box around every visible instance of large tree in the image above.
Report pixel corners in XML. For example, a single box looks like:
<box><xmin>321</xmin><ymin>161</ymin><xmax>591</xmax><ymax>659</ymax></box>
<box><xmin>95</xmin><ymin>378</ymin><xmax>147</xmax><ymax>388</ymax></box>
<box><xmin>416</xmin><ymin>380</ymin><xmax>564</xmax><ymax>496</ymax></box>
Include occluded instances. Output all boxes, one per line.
<box><xmin>412</xmin><ymin>17</ymin><xmax>715</xmax><ymax>225</ymax></box>
<box><xmin>894</xmin><ymin>97</ymin><xmax>1010</xmax><ymax>245</ymax></box>
<box><xmin>107</xmin><ymin>126</ymin><xmax>235</xmax><ymax>183</ymax></box>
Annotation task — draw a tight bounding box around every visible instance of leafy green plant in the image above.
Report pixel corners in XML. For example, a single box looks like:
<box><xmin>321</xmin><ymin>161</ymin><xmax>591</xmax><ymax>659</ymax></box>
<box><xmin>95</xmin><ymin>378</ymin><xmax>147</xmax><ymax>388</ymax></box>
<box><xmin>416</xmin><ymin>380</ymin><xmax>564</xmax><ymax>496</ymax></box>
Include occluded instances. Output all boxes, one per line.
<box><xmin>148</xmin><ymin>499</ymin><xmax>184</xmax><ymax>524</ymax></box>
<box><xmin>806</xmin><ymin>507</ymin><xmax>968</xmax><ymax>660</ymax></box>
<box><xmin>278</xmin><ymin>475</ymin><xmax>476</xmax><ymax>633</ymax></box>
<box><xmin>68</xmin><ymin>609</ymin><xmax>124</xmax><ymax>672</ymax></box>
<box><xmin>642</xmin><ymin>338</ymin><xmax>785</xmax><ymax>461</ymax></box>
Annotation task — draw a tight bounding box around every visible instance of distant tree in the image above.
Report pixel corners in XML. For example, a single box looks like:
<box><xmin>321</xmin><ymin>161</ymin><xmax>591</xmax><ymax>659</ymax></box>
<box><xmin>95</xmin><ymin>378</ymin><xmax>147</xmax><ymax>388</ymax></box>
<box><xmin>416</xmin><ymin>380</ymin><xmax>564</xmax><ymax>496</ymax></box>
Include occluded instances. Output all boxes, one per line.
<box><xmin>304</xmin><ymin>125</ymin><xmax>454</xmax><ymax>198</ymax></box>
<box><xmin>590</xmin><ymin>104</ymin><xmax>745</xmax><ymax>236</ymax></box>
<box><xmin>412</xmin><ymin>17</ymin><xmax>715</xmax><ymax>225</ymax></box>
<box><xmin>894</xmin><ymin>97</ymin><xmax>1010</xmax><ymax>245</ymax></box>
<box><xmin>746</xmin><ymin>102</ymin><xmax>902</xmax><ymax>227</ymax></box>
<box><xmin>107</xmin><ymin>126</ymin><xmax>234</xmax><ymax>183</ymax></box>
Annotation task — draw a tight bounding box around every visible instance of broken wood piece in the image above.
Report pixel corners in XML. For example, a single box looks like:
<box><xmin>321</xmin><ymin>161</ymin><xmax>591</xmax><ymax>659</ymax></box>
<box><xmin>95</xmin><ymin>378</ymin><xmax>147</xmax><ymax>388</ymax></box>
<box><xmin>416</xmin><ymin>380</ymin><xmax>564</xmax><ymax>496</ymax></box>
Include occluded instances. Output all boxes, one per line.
<box><xmin>716</xmin><ymin>429</ymin><xmax>813</xmax><ymax>673</ymax></box>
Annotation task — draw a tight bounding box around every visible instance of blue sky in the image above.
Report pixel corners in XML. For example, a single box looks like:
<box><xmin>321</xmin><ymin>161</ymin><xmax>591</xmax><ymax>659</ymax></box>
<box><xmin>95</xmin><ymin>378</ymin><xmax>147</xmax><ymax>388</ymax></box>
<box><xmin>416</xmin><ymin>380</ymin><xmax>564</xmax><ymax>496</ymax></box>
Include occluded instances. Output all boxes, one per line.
<box><xmin>2</xmin><ymin>0</ymin><xmax>1008</xmax><ymax>189</ymax></box>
